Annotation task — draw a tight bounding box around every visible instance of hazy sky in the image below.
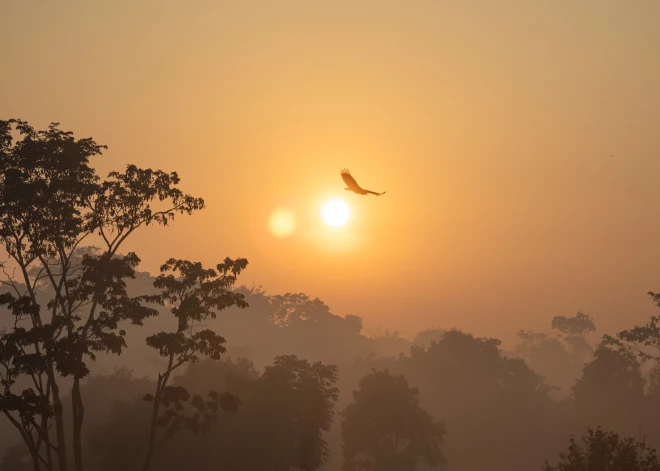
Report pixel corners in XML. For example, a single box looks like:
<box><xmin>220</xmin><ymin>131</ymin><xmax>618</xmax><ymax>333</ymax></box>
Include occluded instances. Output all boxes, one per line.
<box><xmin>3</xmin><ymin>1</ymin><xmax>660</xmax><ymax>344</ymax></box>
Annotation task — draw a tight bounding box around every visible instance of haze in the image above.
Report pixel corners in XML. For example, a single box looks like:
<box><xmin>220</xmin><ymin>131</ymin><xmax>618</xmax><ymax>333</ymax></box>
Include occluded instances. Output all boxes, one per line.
<box><xmin>3</xmin><ymin>1</ymin><xmax>660</xmax><ymax>342</ymax></box>
<box><xmin>2</xmin><ymin>3</ymin><xmax>660</xmax><ymax>470</ymax></box>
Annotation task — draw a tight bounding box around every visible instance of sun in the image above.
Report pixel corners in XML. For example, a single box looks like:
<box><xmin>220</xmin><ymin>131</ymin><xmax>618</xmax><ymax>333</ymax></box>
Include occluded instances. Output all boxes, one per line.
<box><xmin>322</xmin><ymin>200</ymin><xmax>350</xmax><ymax>226</ymax></box>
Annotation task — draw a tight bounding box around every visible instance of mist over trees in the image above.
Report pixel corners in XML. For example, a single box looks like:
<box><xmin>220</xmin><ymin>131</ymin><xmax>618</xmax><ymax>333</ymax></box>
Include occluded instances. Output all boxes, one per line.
<box><xmin>3</xmin><ymin>120</ymin><xmax>660</xmax><ymax>470</ymax></box>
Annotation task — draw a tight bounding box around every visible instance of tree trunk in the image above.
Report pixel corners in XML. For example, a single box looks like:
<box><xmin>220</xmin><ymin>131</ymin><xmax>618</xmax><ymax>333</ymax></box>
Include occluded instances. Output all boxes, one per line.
<box><xmin>143</xmin><ymin>357</ymin><xmax>174</xmax><ymax>471</ymax></box>
<box><xmin>29</xmin><ymin>447</ymin><xmax>42</xmax><ymax>471</ymax></box>
<box><xmin>48</xmin><ymin>366</ymin><xmax>68</xmax><ymax>471</ymax></box>
<box><xmin>72</xmin><ymin>376</ymin><xmax>85</xmax><ymax>471</ymax></box>
<box><xmin>40</xmin><ymin>414</ymin><xmax>53</xmax><ymax>471</ymax></box>
<box><xmin>141</xmin><ymin>377</ymin><xmax>163</xmax><ymax>471</ymax></box>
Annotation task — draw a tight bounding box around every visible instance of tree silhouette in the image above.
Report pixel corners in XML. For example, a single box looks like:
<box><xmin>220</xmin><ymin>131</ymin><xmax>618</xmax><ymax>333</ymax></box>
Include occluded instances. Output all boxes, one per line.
<box><xmin>572</xmin><ymin>344</ymin><xmax>645</xmax><ymax>434</ymax></box>
<box><xmin>0</xmin><ymin>119</ymin><xmax>203</xmax><ymax>471</ymax></box>
<box><xmin>140</xmin><ymin>258</ymin><xmax>248</xmax><ymax>471</ymax></box>
<box><xmin>412</xmin><ymin>328</ymin><xmax>445</xmax><ymax>349</ymax></box>
<box><xmin>396</xmin><ymin>329</ymin><xmax>557</xmax><ymax>470</ymax></box>
<box><xmin>200</xmin><ymin>287</ymin><xmax>373</xmax><ymax>370</ymax></box>
<box><xmin>342</xmin><ymin>369</ymin><xmax>445</xmax><ymax>471</ymax></box>
<box><xmin>242</xmin><ymin>355</ymin><xmax>339</xmax><ymax>471</ymax></box>
<box><xmin>605</xmin><ymin>292</ymin><xmax>660</xmax><ymax>365</ymax></box>
<box><xmin>544</xmin><ymin>427</ymin><xmax>660</xmax><ymax>471</ymax></box>
<box><xmin>551</xmin><ymin>311</ymin><xmax>596</xmax><ymax>362</ymax></box>
<box><xmin>514</xmin><ymin>329</ymin><xmax>578</xmax><ymax>397</ymax></box>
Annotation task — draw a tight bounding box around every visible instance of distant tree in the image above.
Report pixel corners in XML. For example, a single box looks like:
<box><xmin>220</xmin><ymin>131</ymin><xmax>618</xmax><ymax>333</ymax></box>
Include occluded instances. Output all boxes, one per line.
<box><xmin>515</xmin><ymin>330</ymin><xmax>551</xmax><ymax>357</ymax></box>
<box><xmin>413</xmin><ymin>328</ymin><xmax>445</xmax><ymax>349</ymax></box>
<box><xmin>552</xmin><ymin>311</ymin><xmax>596</xmax><ymax>340</ymax></box>
<box><xmin>551</xmin><ymin>311</ymin><xmax>596</xmax><ymax>361</ymax></box>
<box><xmin>0</xmin><ymin>119</ymin><xmax>204</xmax><ymax>471</ymax></box>
<box><xmin>269</xmin><ymin>293</ymin><xmax>331</xmax><ymax>327</ymax></box>
<box><xmin>513</xmin><ymin>312</ymin><xmax>597</xmax><ymax>397</ymax></box>
<box><xmin>208</xmin><ymin>288</ymin><xmax>372</xmax><ymax>369</ymax></box>
<box><xmin>574</xmin><ymin>345</ymin><xmax>644</xmax><ymax>400</ymax></box>
<box><xmin>514</xmin><ymin>330</ymin><xmax>575</xmax><ymax>397</ymax></box>
<box><xmin>572</xmin><ymin>344</ymin><xmax>644</xmax><ymax>433</ymax></box>
<box><xmin>544</xmin><ymin>427</ymin><xmax>660</xmax><ymax>471</ymax></box>
<box><xmin>396</xmin><ymin>329</ymin><xmax>558</xmax><ymax>471</ymax></box>
<box><xmin>342</xmin><ymin>370</ymin><xmax>445</xmax><ymax>471</ymax></box>
<box><xmin>140</xmin><ymin>259</ymin><xmax>248</xmax><ymax>471</ymax></box>
<box><xmin>267</xmin><ymin>293</ymin><xmax>370</xmax><ymax>364</ymax></box>
<box><xmin>368</xmin><ymin>330</ymin><xmax>411</xmax><ymax>358</ymax></box>
<box><xmin>244</xmin><ymin>355</ymin><xmax>339</xmax><ymax>471</ymax></box>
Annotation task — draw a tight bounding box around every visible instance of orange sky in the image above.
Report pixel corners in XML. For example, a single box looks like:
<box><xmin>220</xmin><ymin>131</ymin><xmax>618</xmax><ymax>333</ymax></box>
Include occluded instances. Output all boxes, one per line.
<box><xmin>3</xmin><ymin>1</ymin><xmax>660</xmax><ymax>345</ymax></box>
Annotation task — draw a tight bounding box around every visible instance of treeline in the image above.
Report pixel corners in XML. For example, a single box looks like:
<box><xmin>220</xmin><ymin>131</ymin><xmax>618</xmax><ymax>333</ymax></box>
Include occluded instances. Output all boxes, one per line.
<box><xmin>5</xmin><ymin>276</ymin><xmax>660</xmax><ymax>470</ymax></box>
<box><xmin>2</xmin><ymin>119</ymin><xmax>660</xmax><ymax>471</ymax></box>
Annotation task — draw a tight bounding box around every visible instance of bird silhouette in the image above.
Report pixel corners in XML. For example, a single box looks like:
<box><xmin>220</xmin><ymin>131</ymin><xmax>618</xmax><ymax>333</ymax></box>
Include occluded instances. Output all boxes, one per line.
<box><xmin>340</xmin><ymin>169</ymin><xmax>386</xmax><ymax>196</ymax></box>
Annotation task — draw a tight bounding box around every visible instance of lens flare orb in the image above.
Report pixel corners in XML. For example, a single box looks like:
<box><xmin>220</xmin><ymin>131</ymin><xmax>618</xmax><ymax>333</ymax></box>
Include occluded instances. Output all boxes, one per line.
<box><xmin>269</xmin><ymin>209</ymin><xmax>296</xmax><ymax>237</ymax></box>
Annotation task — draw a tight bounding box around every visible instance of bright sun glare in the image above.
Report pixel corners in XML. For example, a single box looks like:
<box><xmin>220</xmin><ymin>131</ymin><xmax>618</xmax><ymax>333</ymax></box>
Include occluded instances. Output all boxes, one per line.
<box><xmin>322</xmin><ymin>200</ymin><xmax>350</xmax><ymax>226</ymax></box>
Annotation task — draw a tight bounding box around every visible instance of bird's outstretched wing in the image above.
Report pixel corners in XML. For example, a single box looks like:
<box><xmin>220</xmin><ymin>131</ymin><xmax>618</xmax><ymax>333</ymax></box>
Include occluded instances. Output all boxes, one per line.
<box><xmin>340</xmin><ymin>168</ymin><xmax>361</xmax><ymax>191</ymax></box>
<box><xmin>340</xmin><ymin>168</ymin><xmax>386</xmax><ymax>196</ymax></box>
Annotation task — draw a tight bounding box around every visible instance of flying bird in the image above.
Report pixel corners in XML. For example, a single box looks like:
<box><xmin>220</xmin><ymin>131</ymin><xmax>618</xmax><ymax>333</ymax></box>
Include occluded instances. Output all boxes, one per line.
<box><xmin>340</xmin><ymin>169</ymin><xmax>386</xmax><ymax>196</ymax></box>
